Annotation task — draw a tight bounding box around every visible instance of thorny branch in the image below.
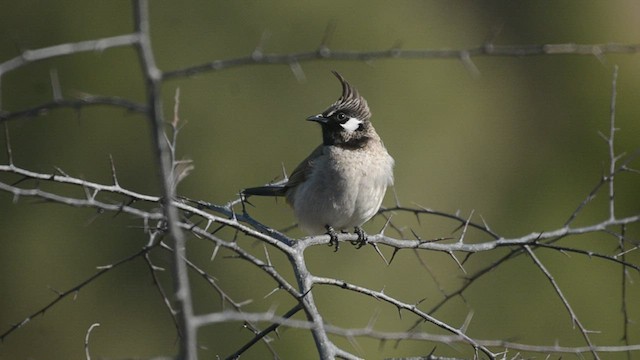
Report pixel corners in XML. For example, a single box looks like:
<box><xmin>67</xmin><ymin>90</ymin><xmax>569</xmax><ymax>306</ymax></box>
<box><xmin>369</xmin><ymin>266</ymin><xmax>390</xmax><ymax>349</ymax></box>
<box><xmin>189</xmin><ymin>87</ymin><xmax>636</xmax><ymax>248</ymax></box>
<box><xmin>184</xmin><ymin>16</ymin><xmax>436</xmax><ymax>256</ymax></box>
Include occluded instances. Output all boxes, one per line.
<box><xmin>524</xmin><ymin>245</ymin><xmax>600</xmax><ymax>359</ymax></box>
<box><xmin>0</xmin><ymin>146</ymin><xmax>638</xmax><ymax>358</ymax></box>
<box><xmin>132</xmin><ymin>1</ymin><xmax>197</xmax><ymax>359</ymax></box>
<box><xmin>0</xmin><ymin>1</ymin><xmax>639</xmax><ymax>359</ymax></box>
<box><xmin>161</xmin><ymin>42</ymin><xmax>640</xmax><ymax>80</ymax></box>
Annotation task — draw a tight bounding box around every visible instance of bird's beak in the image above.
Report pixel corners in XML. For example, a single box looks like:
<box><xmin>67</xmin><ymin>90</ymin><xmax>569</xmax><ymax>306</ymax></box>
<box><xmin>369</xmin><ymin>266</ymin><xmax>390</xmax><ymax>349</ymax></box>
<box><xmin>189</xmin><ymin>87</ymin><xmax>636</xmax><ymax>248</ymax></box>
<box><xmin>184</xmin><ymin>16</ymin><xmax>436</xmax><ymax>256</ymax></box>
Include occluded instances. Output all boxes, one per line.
<box><xmin>306</xmin><ymin>114</ymin><xmax>328</xmax><ymax>124</ymax></box>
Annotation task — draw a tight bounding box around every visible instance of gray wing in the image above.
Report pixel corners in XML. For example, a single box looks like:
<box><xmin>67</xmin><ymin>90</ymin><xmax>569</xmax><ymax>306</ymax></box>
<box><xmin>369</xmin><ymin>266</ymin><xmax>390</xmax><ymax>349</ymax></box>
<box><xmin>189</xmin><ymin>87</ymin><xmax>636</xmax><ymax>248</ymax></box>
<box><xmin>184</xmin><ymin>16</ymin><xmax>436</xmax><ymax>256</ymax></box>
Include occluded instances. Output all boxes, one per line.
<box><xmin>284</xmin><ymin>144</ymin><xmax>324</xmax><ymax>205</ymax></box>
<box><xmin>242</xmin><ymin>145</ymin><xmax>324</xmax><ymax>202</ymax></box>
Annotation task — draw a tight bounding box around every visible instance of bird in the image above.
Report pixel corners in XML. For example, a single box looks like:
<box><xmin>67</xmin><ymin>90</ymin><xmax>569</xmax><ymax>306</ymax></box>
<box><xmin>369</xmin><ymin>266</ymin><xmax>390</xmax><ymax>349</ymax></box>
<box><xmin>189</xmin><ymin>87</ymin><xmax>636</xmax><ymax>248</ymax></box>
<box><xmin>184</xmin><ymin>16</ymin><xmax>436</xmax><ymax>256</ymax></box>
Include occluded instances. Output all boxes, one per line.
<box><xmin>242</xmin><ymin>71</ymin><xmax>394</xmax><ymax>250</ymax></box>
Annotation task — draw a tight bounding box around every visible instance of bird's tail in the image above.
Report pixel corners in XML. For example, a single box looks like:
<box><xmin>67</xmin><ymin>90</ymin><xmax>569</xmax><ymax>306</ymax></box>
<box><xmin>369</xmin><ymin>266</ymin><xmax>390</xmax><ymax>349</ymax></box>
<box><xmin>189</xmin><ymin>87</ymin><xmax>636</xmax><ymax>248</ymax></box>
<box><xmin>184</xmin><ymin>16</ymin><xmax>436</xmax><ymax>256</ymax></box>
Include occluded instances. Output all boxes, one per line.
<box><xmin>242</xmin><ymin>185</ymin><xmax>287</xmax><ymax>197</ymax></box>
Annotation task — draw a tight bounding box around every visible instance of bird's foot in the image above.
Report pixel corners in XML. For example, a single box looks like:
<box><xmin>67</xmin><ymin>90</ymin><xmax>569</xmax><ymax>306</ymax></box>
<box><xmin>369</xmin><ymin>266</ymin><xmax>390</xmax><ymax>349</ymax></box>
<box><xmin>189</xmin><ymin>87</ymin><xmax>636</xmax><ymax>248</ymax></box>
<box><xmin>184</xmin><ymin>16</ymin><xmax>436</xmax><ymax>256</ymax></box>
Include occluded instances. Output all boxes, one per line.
<box><xmin>353</xmin><ymin>226</ymin><xmax>368</xmax><ymax>249</ymax></box>
<box><xmin>325</xmin><ymin>225</ymin><xmax>340</xmax><ymax>252</ymax></box>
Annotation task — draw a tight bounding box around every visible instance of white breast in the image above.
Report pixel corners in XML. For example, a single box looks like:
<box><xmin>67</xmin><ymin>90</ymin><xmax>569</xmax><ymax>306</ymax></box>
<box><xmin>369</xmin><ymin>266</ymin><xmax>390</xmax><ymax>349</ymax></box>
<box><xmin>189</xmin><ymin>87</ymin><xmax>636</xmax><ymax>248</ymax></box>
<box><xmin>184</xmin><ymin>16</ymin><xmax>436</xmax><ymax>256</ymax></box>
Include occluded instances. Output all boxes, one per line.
<box><xmin>292</xmin><ymin>142</ymin><xmax>394</xmax><ymax>235</ymax></box>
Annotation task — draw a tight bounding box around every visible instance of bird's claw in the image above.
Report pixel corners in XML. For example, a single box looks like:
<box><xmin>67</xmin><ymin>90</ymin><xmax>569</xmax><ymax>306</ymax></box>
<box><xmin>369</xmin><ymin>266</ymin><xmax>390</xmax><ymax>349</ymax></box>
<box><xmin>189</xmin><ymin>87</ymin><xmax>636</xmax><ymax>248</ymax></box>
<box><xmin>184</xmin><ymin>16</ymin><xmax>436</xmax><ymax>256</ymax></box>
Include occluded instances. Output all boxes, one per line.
<box><xmin>325</xmin><ymin>225</ymin><xmax>340</xmax><ymax>252</ymax></box>
<box><xmin>353</xmin><ymin>226</ymin><xmax>368</xmax><ymax>249</ymax></box>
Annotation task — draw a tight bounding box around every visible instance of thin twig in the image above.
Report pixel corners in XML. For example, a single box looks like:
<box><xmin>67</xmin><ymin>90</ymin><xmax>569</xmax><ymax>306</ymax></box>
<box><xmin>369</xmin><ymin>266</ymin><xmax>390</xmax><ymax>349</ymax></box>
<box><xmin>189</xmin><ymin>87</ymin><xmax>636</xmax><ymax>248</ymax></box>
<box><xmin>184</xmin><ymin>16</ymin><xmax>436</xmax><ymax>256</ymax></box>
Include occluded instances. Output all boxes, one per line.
<box><xmin>607</xmin><ymin>65</ymin><xmax>619</xmax><ymax>221</ymax></box>
<box><xmin>0</xmin><ymin>246</ymin><xmax>153</xmax><ymax>342</ymax></box>
<box><xmin>0</xmin><ymin>96</ymin><xmax>146</xmax><ymax>122</ymax></box>
<box><xmin>524</xmin><ymin>245</ymin><xmax>600</xmax><ymax>360</ymax></box>
<box><xmin>619</xmin><ymin>225</ymin><xmax>632</xmax><ymax>360</ymax></box>
<box><xmin>84</xmin><ymin>323</ymin><xmax>100</xmax><ymax>360</ymax></box>
<box><xmin>225</xmin><ymin>304</ymin><xmax>303</xmax><ymax>360</ymax></box>
<box><xmin>144</xmin><ymin>251</ymin><xmax>182</xmax><ymax>338</ymax></box>
<box><xmin>0</xmin><ymin>34</ymin><xmax>140</xmax><ymax>76</ymax></box>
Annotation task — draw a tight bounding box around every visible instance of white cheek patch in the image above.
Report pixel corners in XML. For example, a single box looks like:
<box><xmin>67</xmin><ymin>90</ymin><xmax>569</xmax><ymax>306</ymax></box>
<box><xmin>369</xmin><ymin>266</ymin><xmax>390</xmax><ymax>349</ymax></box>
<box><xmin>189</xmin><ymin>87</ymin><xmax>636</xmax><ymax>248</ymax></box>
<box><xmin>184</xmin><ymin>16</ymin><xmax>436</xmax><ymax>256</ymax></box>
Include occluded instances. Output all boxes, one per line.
<box><xmin>340</xmin><ymin>117</ymin><xmax>362</xmax><ymax>132</ymax></box>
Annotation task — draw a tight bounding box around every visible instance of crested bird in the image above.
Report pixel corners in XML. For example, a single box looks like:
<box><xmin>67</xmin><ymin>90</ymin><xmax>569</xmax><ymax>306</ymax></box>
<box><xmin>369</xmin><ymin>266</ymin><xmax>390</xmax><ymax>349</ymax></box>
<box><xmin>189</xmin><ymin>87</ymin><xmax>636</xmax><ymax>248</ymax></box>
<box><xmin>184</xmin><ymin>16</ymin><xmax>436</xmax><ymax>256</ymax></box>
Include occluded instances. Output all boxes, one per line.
<box><xmin>243</xmin><ymin>71</ymin><xmax>394</xmax><ymax>249</ymax></box>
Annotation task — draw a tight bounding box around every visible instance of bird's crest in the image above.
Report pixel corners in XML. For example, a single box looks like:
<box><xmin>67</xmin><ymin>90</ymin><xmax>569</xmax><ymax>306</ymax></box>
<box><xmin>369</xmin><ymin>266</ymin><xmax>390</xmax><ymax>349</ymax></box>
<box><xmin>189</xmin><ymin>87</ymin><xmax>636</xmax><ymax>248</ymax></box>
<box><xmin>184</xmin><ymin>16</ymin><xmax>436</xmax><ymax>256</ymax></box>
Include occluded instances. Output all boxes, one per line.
<box><xmin>332</xmin><ymin>71</ymin><xmax>360</xmax><ymax>102</ymax></box>
<box><xmin>327</xmin><ymin>71</ymin><xmax>370</xmax><ymax>119</ymax></box>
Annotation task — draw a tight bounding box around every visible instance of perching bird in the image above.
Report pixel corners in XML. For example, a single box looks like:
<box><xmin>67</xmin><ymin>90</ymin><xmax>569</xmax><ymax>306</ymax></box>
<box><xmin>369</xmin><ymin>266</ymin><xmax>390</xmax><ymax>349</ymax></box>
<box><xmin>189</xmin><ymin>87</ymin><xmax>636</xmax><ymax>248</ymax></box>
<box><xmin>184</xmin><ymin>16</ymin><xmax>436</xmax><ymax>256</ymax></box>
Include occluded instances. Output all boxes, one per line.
<box><xmin>243</xmin><ymin>71</ymin><xmax>394</xmax><ymax>249</ymax></box>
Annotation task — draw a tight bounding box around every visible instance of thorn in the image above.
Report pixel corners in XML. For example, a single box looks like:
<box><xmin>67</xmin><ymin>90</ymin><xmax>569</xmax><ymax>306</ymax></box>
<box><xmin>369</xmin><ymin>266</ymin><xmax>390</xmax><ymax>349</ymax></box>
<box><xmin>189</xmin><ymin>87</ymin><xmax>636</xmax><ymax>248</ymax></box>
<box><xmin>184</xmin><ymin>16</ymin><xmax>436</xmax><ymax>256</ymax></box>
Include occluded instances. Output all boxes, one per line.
<box><xmin>483</xmin><ymin>23</ymin><xmax>504</xmax><ymax>48</ymax></box>
<box><xmin>49</xmin><ymin>68</ymin><xmax>63</xmax><ymax>102</ymax></box>
<box><xmin>448</xmin><ymin>251</ymin><xmax>467</xmax><ymax>274</ymax></box>
<box><xmin>53</xmin><ymin>166</ymin><xmax>69</xmax><ymax>177</ymax></box>
<box><xmin>211</xmin><ymin>223</ymin><xmax>226</xmax><ymax>235</ymax></box>
<box><xmin>236</xmin><ymin>299</ymin><xmax>253</xmax><ymax>307</ymax></box>
<box><xmin>263</xmin><ymin>244</ymin><xmax>273</xmax><ymax>267</ymax></box>
<box><xmin>289</xmin><ymin>61</ymin><xmax>306</xmax><ymax>83</ymax></box>
<box><xmin>230</xmin><ymin>205</ymin><xmax>238</xmax><ymax>222</ymax></box>
<box><xmin>479</xmin><ymin>214</ymin><xmax>492</xmax><ymax>233</ymax></box>
<box><xmin>460</xmin><ymin>51</ymin><xmax>481</xmax><ymax>78</ymax></box>
<box><xmin>410</xmin><ymin>228</ymin><xmax>421</xmax><ymax>240</ymax></box>
<box><xmin>150</xmin><ymin>264</ymin><xmax>165</xmax><ymax>271</ymax></box>
<box><xmin>319</xmin><ymin>20</ymin><xmax>337</xmax><ymax>52</ymax></box>
<box><xmin>47</xmin><ymin>285</ymin><xmax>62</xmax><ymax>296</ymax></box>
<box><xmin>263</xmin><ymin>287</ymin><xmax>280</xmax><ymax>299</ymax></box>
<box><xmin>210</xmin><ymin>243</ymin><xmax>220</xmax><ymax>262</ymax></box>
<box><xmin>203</xmin><ymin>219</ymin><xmax>212</xmax><ymax>233</ymax></box>
<box><xmin>460</xmin><ymin>252</ymin><xmax>473</xmax><ymax>266</ymax></box>
<box><xmin>460</xmin><ymin>310</ymin><xmax>474</xmax><ymax>333</ymax></box>
<box><xmin>413</xmin><ymin>210</ymin><xmax>421</xmax><ymax>225</ymax></box>
<box><xmin>108</xmin><ymin>154</ymin><xmax>119</xmax><ymax>187</ymax></box>
<box><xmin>3</xmin><ymin>123</ymin><xmax>13</xmax><ymax>166</ymax></box>
<box><xmin>252</xmin><ymin>30</ymin><xmax>271</xmax><ymax>60</ymax></box>
<box><xmin>371</xmin><ymin>243</ymin><xmax>389</xmax><ymax>265</ymax></box>
<box><xmin>388</xmin><ymin>247</ymin><xmax>400</xmax><ymax>265</ymax></box>
<box><xmin>457</xmin><ymin>209</ymin><xmax>475</xmax><ymax>244</ymax></box>
<box><xmin>597</xmin><ymin>130</ymin><xmax>608</xmax><ymax>143</ymax></box>
<box><xmin>379</xmin><ymin>214</ymin><xmax>393</xmax><ymax>235</ymax></box>
<box><xmin>82</xmin><ymin>183</ymin><xmax>92</xmax><ymax>200</ymax></box>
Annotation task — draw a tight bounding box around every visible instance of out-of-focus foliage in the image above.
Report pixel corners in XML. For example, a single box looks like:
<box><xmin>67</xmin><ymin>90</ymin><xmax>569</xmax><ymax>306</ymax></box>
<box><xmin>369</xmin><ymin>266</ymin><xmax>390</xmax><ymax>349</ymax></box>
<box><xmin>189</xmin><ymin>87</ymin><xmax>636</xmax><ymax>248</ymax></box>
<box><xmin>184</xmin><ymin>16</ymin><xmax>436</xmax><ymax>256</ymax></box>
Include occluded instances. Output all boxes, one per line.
<box><xmin>0</xmin><ymin>1</ymin><xmax>638</xmax><ymax>359</ymax></box>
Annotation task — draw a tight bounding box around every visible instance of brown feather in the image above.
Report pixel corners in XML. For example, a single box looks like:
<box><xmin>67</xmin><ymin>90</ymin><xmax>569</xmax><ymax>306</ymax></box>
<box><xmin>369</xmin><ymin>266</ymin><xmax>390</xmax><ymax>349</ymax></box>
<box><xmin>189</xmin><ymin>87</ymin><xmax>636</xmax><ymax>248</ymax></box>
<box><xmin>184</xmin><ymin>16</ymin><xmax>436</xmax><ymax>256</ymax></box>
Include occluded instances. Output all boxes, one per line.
<box><xmin>284</xmin><ymin>144</ymin><xmax>324</xmax><ymax>205</ymax></box>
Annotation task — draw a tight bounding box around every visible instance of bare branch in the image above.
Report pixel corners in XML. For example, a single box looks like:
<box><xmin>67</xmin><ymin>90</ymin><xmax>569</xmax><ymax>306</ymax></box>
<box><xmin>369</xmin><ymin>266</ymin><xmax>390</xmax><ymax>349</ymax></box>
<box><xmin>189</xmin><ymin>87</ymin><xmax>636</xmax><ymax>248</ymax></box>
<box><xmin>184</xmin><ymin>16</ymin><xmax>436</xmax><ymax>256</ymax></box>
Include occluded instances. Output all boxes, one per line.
<box><xmin>607</xmin><ymin>65</ymin><xmax>619</xmax><ymax>221</ymax></box>
<box><xmin>225</xmin><ymin>304</ymin><xmax>303</xmax><ymax>360</ymax></box>
<box><xmin>0</xmin><ymin>34</ymin><xmax>140</xmax><ymax>76</ymax></box>
<box><xmin>132</xmin><ymin>1</ymin><xmax>195</xmax><ymax>358</ymax></box>
<box><xmin>163</xmin><ymin>42</ymin><xmax>640</xmax><ymax>80</ymax></box>
<box><xmin>0</xmin><ymin>95</ymin><xmax>147</xmax><ymax>122</ymax></box>
<box><xmin>0</xmin><ymin>244</ymin><xmax>154</xmax><ymax>342</ymax></box>
<box><xmin>524</xmin><ymin>245</ymin><xmax>599</xmax><ymax>360</ymax></box>
<box><xmin>144</xmin><ymin>252</ymin><xmax>182</xmax><ymax>337</ymax></box>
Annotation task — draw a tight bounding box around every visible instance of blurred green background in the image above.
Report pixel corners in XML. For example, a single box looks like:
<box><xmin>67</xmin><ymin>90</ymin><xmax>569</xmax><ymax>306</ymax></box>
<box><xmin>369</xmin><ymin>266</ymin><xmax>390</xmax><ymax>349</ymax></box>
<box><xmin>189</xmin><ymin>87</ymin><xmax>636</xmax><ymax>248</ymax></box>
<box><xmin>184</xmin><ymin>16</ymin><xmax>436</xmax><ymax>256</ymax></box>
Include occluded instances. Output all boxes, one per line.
<box><xmin>1</xmin><ymin>1</ymin><xmax>639</xmax><ymax>359</ymax></box>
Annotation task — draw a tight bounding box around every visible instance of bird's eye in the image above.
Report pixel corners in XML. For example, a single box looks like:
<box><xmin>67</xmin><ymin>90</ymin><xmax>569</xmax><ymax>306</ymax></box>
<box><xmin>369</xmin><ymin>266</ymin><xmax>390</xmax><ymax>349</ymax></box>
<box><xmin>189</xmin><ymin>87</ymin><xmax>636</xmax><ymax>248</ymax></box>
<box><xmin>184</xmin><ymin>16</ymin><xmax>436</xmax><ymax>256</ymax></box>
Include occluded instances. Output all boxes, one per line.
<box><xmin>336</xmin><ymin>112</ymin><xmax>347</xmax><ymax>121</ymax></box>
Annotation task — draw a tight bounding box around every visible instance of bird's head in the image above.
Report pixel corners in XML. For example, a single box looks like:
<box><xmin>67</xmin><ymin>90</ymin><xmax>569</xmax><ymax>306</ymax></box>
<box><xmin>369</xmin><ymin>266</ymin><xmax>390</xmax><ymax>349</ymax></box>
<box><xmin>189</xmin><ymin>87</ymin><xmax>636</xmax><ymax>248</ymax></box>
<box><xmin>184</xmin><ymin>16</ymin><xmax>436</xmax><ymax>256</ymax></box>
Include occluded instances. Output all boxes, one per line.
<box><xmin>307</xmin><ymin>71</ymin><xmax>374</xmax><ymax>148</ymax></box>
